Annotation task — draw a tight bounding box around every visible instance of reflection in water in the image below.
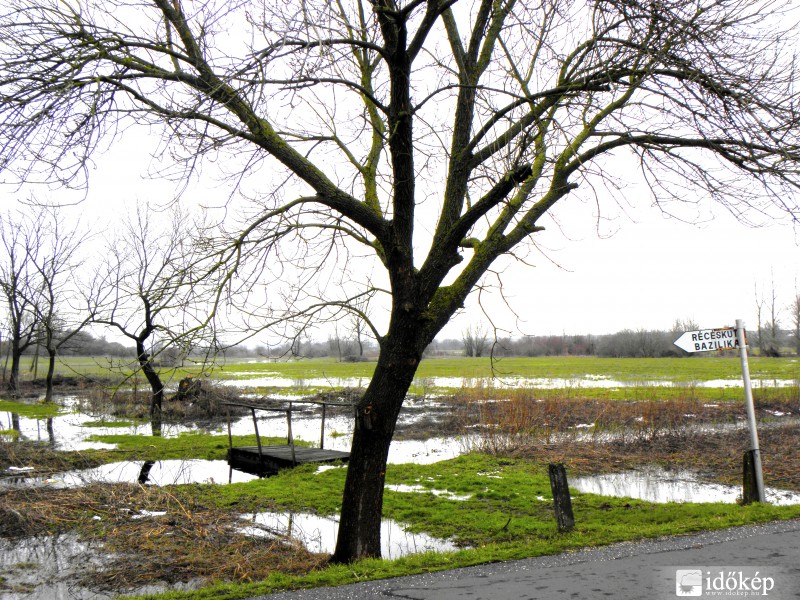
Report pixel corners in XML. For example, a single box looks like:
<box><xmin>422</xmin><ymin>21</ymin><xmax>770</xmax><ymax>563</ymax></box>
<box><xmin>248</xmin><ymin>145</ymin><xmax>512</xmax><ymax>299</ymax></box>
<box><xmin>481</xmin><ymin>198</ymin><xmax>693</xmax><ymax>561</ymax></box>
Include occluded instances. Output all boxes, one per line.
<box><xmin>0</xmin><ymin>533</ymin><xmax>112</xmax><ymax>600</ymax></box>
<box><xmin>46</xmin><ymin>417</ymin><xmax>55</xmax><ymax>446</ymax></box>
<box><xmin>1</xmin><ymin>404</ymin><xmax>473</xmax><ymax>469</ymax></box>
<box><xmin>2</xmin><ymin>447</ymin><xmax>471</xmax><ymax>488</ymax></box>
<box><xmin>239</xmin><ymin>511</ymin><xmax>461</xmax><ymax>559</ymax></box>
<box><xmin>28</xmin><ymin>459</ymin><xmax>261</xmax><ymax>487</ymax></box>
<box><xmin>151</xmin><ymin>415</ymin><xmax>162</xmax><ymax>437</ymax></box>
<box><xmin>571</xmin><ymin>467</ymin><xmax>800</xmax><ymax>505</ymax></box>
<box><xmin>138</xmin><ymin>460</ymin><xmax>156</xmax><ymax>484</ymax></box>
<box><xmin>0</xmin><ymin>533</ymin><xmax>201</xmax><ymax>600</ymax></box>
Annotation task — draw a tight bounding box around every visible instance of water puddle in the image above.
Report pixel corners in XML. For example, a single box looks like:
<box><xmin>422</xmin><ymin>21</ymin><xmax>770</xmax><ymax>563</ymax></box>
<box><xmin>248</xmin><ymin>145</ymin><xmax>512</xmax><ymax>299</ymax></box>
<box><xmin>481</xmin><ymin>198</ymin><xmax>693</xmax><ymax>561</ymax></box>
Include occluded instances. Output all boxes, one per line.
<box><xmin>238</xmin><ymin>511</ymin><xmax>460</xmax><ymax>559</ymax></box>
<box><xmin>571</xmin><ymin>467</ymin><xmax>800</xmax><ymax>505</ymax></box>
<box><xmin>385</xmin><ymin>483</ymin><xmax>472</xmax><ymax>501</ymax></box>
<box><xmin>0</xmin><ymin>533</ymin><xmax>201</xmax><ymax>600</ymax></box>
<box><xmin>2</xmin><ymin>459</ymin><xmax>262</xmax><ymax>488</ymax></box>
<box><xmin>0</xmin><ymin>533</ymin><xmax>110</xmax><ymax>599</ymax></box>
<box><xmin>1</xmin><ymin>429</ymin><xmax>473</xmax><ymax>489</ymax></box>
<box><xmin>0</xmin><ymin>408</ymin><xmax>197</xmax><ymax>451</ymax></box>
<box><xmin>1</xmin><ymin>400</ymin><xmax>472</xmax><ymax>486</ymax></box>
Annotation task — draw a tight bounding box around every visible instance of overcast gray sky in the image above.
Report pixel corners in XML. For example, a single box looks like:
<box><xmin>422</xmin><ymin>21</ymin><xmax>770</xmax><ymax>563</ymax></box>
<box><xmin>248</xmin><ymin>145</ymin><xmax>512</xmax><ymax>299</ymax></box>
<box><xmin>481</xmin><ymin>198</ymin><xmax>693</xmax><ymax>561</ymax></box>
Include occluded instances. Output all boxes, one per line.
<box><xmin>441</xmin><ymin>204</ymin><xmax>799</xmax><ymax>338</ymax></box>
<box><xmin>5</xmin><ymin>169</ymin><xmax>797</xmax><ymax>342</ymax></box>
<box><xmin>2</xmin><ymin>119</ymin><xmax>799</xmax><ymax>344</ymax></box>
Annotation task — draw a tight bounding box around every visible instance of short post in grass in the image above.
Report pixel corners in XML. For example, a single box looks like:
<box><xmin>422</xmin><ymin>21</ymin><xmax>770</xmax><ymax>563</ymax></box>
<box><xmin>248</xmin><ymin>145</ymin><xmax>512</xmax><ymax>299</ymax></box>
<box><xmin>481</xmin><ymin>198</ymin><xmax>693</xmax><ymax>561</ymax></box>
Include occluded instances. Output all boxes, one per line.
<box><xmin>548</xmin><ymin>463</ymin><xmax>574</xmax><ymax>532</ymax></box>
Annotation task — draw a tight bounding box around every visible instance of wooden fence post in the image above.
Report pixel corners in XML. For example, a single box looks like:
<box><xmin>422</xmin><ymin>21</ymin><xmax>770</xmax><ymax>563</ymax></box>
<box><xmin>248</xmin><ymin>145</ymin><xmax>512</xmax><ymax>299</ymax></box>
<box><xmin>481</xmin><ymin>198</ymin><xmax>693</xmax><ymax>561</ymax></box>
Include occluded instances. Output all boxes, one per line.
<box><xmin>548</xmin><ymin>463</ymin><xmax>575</xmax><ymax>532</ymax></box>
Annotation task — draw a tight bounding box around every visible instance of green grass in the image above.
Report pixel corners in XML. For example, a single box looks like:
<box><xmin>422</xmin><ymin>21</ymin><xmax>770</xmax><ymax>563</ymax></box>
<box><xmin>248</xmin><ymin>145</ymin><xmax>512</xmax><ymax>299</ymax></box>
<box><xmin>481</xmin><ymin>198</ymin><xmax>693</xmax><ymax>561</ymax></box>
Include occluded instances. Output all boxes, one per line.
<box><xmin>8</xmin><ymin>355</ymin><xmax>196</xmax><ymax>384</ymax></box>
<box><xmin>0</xmin><ymin>429</ymin><xmax>20</xmax><ymax>441</ymax></box>
<box><xmin>7</xmin><ymin>355</ymin><xmax>799</xmax><ymax>395</ymax></box>
<box><xmin>0</xmin><ymin>399</ymin><xmax>64</xmax><ymax>419</ymax></box>
<box><xmin>123</xmin><ymin>453</ymin><xmax>800</xmax><ymax>600</ymax></box>
<box><xmin>210</xmin><ymin>355</ymin><xmax>800</xmax><ymax>383</ymax></box>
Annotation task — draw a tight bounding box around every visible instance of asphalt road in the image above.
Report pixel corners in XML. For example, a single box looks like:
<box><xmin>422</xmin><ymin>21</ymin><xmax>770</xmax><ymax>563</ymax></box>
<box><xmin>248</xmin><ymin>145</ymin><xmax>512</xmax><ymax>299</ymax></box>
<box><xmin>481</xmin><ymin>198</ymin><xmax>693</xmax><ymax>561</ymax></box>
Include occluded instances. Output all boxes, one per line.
<box><xmin>250</xmin><ymin>519</ymin><xmax>800</xmax><ymax>600</ymax></box>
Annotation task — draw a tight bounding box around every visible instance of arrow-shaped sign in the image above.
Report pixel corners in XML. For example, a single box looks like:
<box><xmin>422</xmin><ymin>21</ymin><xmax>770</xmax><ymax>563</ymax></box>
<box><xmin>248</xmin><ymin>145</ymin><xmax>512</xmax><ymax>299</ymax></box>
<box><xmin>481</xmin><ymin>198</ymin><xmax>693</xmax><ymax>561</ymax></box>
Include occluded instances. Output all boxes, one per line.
<box><xmin>673</xmin><ymin>328</ymin><xmax>739</xmax><ymax>353</ymax></box>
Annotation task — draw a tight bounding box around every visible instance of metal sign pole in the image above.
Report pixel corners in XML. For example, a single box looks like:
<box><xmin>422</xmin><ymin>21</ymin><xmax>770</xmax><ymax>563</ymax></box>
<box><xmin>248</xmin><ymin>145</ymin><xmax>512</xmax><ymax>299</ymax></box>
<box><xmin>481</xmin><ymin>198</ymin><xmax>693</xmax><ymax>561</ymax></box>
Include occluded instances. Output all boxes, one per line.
<box><xmin>735</xmin><ymin>319</ymin><xmax>766</xmax><ymax>503</ymax></box>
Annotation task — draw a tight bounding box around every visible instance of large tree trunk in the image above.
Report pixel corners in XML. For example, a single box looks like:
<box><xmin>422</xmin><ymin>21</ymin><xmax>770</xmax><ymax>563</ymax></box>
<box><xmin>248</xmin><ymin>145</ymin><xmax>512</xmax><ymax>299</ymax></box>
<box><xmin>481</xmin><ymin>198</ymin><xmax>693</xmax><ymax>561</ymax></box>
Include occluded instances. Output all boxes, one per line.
<box><xmin>331</xmin><ymin>330</ymin><xmax>423</xmax><ymax>563</ymax></box>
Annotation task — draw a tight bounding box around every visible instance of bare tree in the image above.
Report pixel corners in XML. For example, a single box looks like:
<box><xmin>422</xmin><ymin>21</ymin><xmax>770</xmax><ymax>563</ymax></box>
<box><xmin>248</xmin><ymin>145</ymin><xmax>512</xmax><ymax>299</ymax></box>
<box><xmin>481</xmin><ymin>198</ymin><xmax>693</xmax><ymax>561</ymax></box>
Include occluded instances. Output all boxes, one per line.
<box><xmin>790</xmin><ymin>288</ymin><xmax>800</xmax><ymax>356</ymax></box>
<box><xmin>90</xmin><ymin>205</ymin><xmax>195</xmax><ymax>432</ymax></box>
<box><xmin>0</xmin><ymin>211</ymin><xmax>40</xmax><ymax>397</ymax></box>
<box><xmin>348</xmin><ymin>293</ymin><xmax>375</xmax><ymax>360</ymax></box>
<box><xmin>462</xmin><ymin>323</ymin><xmax>489</xmax><ymax>357</ymax></box>
<box><xmin>672</xmin><ymin>317</ymin><xmax>699</xmax><ymax>334</ymax></box>
<box><xmin>2</xmin><ymin>0</ymin><xmax>800</xmax><ymax>562</ymax></box>
<box><xmin>25</xmin><ymin>207</ymin><xmax>94</xmax><ymax>401</ymax></box>
<box><xmin>755</xmin><ymin>278</ymin><xmax>781</xmax><ymax>356</ymax></box>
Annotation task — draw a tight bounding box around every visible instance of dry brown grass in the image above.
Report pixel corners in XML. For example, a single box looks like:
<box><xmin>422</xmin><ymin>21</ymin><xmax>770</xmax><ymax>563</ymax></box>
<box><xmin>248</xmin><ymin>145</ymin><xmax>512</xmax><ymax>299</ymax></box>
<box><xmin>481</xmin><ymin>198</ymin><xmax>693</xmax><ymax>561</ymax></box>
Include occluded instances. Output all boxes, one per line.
<box><xmin>73</xmin><ymin>379</ymin><xmax>249</xmax><ymax>422</ymax></box>
<box><xmin>445</xmin><ymin>385</ymin><xmax>798</xmax><ymax>448</ymax></box>
<box><xmin>508</xmin><ymin>422</ymin><xmax>800</xmax><ymax>489</ymax></box>
<box><xmin>0</xmin><ymin>441</ymin><xmax>106</xmax><ymax>479</ymax></box>
<box><xmin>0</xmin><ymin>483</ymin><xmax>326</xmax><ymax>592</ymax></box>
<box><xmin>434</xmin><ymin>385</ymin><xmax>800</xmax><ymax>491</ymax></box>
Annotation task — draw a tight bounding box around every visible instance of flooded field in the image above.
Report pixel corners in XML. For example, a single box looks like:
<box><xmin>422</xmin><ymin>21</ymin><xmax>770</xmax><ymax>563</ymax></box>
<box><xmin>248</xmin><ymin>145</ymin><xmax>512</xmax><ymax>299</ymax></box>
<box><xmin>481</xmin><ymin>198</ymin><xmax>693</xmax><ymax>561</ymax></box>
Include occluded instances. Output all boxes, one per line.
<box><xmin>220</xmin><ymin>373</ymin><xmax>800</xmax><ymax>392</ymax></box>
<box><xmin>1</xmin><ymin>362</ymin><xmax>799</xmax><ymax>600</ymax></box>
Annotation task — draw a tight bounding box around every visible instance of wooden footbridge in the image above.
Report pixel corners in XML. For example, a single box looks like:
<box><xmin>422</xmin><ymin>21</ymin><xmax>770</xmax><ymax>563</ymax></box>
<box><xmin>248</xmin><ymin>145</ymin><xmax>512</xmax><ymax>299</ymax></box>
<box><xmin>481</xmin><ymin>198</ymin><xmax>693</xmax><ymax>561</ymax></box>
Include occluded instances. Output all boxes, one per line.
<box><xmin>224</xmin><ymin>400</ymin><xmax>355</xmax><ymax>476</ymax></box>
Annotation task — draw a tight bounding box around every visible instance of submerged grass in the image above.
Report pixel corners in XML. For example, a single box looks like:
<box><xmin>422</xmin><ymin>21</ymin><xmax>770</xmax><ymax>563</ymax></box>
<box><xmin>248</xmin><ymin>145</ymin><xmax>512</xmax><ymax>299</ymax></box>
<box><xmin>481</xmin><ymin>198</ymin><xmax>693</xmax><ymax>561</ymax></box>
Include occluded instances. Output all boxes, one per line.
<box><xmin>0</xmin><ymin>399</ymin><xmax>64</xmax><ymax>419</ymax></box>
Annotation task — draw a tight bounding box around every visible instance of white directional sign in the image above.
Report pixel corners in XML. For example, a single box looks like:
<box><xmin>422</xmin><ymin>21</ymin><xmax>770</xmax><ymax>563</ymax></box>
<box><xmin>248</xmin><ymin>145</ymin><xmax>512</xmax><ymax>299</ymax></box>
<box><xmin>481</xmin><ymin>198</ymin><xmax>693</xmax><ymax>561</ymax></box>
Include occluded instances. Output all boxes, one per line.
<box><xmin>673</xmin><ymin>328</ymin><xmax>739</xmax><ymax>353</ymax></box>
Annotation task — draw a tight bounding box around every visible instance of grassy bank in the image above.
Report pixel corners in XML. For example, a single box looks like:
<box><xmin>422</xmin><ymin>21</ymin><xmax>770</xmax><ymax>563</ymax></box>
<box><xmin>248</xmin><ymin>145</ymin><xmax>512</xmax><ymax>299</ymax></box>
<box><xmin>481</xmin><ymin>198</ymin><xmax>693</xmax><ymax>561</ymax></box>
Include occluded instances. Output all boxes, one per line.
<box><xmin>0</xmin><ymin>399</ymin><xmax>64</xmax><ymax>419</ymax></box>
<box><xmin>84</xmin><ymin>431</ymin><xmax>309</xmax><ymax>461</ymax></box>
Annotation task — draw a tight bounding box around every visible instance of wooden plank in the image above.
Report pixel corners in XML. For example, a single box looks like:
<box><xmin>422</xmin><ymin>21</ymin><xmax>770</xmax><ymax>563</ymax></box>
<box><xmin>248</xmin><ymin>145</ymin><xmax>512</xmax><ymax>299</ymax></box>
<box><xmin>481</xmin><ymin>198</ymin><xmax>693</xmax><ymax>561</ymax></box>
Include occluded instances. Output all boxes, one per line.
<box><xmin>228</xmin><ymin>445</ymin><xmax>350</xmax><ymax>475</ymax></box>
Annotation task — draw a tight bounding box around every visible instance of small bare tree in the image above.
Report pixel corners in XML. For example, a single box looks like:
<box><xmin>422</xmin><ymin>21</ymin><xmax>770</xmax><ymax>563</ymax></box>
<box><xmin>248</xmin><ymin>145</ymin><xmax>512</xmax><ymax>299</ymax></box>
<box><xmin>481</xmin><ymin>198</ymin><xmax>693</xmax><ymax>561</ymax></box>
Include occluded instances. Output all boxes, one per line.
<box><xmin>25</xmin><ymin>207</ymin><xmax>93</xmax><ymax>401</ymax></box>
<box><xmin>462</xmin><ymin>324</ymin><xmax>489</xmax><ymax>357</ymax></box>
<box><xmin>0</xmin><ymin>211</ymin><xmax>40</xmax><ymax>397</ymax></box>
<box><xmin>789</xmin><ymin>290</ymin><xmax>800</xmax><ymax>356</ymax></box>
<box><xmin>90</xmin><ymin>205</ymin><xmax>196</xmax><ymax>431</ymax></box>
<box><xmin>755</xmin><ymin>279</ymin><xmax>781</xmax><ymax>357</ymax></box>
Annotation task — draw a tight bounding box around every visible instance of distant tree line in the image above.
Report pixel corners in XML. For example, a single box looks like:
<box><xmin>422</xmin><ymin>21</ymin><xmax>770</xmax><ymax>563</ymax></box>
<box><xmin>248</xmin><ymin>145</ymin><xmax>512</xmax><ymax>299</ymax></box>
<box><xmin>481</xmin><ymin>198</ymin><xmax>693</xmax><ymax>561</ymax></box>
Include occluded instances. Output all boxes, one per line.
<box><xmin>0</xmin><ymin>330</ymin><xmax>133</xmax><ymax>361</ymax></box>
<box><xmin>428</xmin><ymin>318</ymin><xmax>800</xmax><ymax>359</ymax></box>
<box><xmin>4</xmin><ymin>322</ymin><xmax>797</xmax><ymax>368</ymax></box>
